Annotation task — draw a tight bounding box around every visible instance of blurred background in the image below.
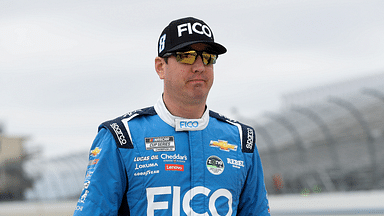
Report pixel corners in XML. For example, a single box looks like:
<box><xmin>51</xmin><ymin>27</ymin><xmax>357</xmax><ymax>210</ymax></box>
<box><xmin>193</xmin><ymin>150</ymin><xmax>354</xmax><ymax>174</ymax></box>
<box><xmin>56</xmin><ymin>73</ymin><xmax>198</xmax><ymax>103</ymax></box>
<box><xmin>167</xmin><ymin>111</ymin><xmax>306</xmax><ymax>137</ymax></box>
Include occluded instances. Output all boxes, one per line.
<box><xmin>1</xmin><ymin>0</ymin><xmax>384</xmax><ymax>215</ymax></box>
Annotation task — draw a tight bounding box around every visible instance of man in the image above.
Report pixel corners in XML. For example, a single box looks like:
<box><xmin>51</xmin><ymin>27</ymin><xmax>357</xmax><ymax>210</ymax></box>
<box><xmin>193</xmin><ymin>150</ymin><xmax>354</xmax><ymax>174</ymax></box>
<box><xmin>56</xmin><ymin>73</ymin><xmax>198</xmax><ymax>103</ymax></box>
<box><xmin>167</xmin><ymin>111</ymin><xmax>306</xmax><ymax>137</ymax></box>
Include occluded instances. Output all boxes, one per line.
<box><xmin>74</xmin><ymin>17</ymin><xmax>270</xmax><ymax>216</ymax></box>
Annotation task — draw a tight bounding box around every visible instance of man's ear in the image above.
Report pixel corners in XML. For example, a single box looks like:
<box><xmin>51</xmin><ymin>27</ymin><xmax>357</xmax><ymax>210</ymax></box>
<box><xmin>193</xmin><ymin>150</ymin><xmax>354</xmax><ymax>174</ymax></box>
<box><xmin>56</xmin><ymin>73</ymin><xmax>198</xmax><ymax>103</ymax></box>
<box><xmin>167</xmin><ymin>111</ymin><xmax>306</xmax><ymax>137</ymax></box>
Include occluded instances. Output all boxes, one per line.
<box><xmin>155</xmin><ymin>57</ymin><xmax>166</xmax><ymax>80</ymax></box>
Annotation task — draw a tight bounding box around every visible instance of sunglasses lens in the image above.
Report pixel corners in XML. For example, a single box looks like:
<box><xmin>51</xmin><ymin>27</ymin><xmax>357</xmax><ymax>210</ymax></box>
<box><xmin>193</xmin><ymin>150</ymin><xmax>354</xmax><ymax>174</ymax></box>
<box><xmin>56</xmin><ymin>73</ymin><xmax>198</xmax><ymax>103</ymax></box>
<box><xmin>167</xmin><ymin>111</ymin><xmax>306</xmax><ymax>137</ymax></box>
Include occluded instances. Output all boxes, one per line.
<box><xmin>175</xmin><ymin>51</ymin><xmax>217</xmax><ymax>65</ymax></box>
<box><xmin>176</xmin><ymin>51</ymin><xmax>197</xmax><ymax>64</ymax></box>
<box><xmin>202</xmin><ymin>52</ymin><xmax>217</xmax><ymax>65</ymax></box>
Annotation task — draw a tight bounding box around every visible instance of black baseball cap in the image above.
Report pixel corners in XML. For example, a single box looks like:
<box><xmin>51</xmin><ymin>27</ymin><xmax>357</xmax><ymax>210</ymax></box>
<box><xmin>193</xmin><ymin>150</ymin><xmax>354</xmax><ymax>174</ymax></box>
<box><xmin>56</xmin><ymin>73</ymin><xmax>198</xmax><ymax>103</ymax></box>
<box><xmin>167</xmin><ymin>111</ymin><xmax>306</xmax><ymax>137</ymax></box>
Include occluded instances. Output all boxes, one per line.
<box><xmin>157</xmin><ymin>17</ymin><xmax>227</xmax><ymax>57</ymax></box>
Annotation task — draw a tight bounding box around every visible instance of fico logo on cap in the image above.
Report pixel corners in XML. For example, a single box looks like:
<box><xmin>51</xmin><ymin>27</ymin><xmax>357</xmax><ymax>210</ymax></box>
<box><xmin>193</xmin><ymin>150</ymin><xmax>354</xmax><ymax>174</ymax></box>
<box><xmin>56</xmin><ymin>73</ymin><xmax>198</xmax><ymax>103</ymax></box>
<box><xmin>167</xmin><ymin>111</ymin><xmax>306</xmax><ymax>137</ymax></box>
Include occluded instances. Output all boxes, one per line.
<box><xmin>158</xmin><ymin>17</ymin><xmax>227</xmax><ymax>57</ymax></box>
<box><xmin>177</xmin><ymin>22</ymin><xmax>212</xmax><ymax>38</ymax></box>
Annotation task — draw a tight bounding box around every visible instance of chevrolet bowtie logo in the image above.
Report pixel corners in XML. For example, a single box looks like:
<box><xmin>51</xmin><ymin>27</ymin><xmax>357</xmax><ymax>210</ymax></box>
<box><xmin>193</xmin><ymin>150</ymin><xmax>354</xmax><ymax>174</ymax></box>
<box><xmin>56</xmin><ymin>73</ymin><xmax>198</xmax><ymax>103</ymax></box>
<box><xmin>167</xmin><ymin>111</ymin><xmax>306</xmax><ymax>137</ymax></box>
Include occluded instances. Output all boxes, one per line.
<box><xmin>209</xmin><ymin>140</ymin><xmax>237</xmax><ymax>152</ymax></box>
<box><xmin>90</xmin><ymin>147</ymin><xmax>102</xmax><ymax>157</ymax></box>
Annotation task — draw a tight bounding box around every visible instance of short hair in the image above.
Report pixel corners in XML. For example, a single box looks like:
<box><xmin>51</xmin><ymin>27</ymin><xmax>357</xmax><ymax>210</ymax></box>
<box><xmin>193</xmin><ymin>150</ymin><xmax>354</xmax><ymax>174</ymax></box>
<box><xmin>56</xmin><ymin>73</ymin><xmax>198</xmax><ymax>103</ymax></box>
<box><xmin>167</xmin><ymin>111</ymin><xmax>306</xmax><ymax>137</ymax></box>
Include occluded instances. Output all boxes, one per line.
<box><xmin>163</xmin><ymin>56</ymin><xmax>169</xmax><ymax>64</ymax></box>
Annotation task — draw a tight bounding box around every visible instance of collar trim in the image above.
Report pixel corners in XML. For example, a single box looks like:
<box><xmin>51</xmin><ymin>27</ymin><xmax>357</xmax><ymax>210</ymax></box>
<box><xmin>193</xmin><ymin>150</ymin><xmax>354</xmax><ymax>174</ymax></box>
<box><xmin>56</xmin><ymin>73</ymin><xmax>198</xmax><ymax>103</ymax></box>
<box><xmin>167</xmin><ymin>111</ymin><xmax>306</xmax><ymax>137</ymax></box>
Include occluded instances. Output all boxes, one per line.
<box><xmin>154</xmin><ymin>96</ymin><xmax>209</xmax><ymax>131</ymax></box>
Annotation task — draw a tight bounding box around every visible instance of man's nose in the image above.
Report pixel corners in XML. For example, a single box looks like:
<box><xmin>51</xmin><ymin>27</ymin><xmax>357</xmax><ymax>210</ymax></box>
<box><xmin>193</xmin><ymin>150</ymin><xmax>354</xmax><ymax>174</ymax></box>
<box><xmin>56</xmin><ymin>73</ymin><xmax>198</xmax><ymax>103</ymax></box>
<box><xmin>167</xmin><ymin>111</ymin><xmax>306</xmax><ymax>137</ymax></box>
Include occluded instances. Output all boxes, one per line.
<box><xmin>192</xmin><ymin>55</ymin><xmax>205</xmax><ymax>73</ymax></box>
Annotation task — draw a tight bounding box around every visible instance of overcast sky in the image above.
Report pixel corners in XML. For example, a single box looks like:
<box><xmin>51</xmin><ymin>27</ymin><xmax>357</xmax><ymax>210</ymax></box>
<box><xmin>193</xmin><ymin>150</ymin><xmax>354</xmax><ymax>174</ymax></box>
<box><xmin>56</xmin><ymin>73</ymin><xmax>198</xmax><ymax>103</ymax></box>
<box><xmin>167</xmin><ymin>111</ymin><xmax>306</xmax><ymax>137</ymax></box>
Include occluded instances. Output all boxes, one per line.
<box><xmin>1</xmin><ymin>0</ymin><xmax>383</xmax><ymax>158</ymax></box>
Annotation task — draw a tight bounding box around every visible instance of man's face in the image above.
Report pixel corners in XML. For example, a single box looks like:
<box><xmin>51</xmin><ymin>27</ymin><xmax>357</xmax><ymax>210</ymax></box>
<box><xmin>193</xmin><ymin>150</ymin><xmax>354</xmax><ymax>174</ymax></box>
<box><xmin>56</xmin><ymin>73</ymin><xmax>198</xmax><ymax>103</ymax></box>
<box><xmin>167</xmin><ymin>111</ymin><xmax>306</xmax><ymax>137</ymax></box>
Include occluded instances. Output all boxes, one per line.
<box><xmin>156</xmin><ymin>43</ymin><xmax>214</xmax><ymax>105</ymax></box>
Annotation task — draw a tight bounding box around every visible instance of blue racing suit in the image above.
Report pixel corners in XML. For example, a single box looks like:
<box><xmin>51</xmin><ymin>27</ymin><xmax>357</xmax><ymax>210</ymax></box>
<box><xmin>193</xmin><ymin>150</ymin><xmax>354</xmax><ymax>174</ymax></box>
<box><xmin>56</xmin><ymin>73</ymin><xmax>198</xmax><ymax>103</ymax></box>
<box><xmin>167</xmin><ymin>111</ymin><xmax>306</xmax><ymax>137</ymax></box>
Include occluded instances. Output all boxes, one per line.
<box><xmin>74</xmin><ymin>97</ymin><xmax>270</xmax><ymax>216</ymax></box>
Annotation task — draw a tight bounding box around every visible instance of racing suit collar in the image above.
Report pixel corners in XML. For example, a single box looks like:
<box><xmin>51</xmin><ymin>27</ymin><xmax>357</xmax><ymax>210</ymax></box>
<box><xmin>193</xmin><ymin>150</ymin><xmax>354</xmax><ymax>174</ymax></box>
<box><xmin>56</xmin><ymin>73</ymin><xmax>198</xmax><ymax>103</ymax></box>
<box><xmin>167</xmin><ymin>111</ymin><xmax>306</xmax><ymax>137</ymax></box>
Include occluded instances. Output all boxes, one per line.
<box><xmin>154</xmin><ymin>96</ymin><xmax>209</xmax><ymax>131</ymax></box>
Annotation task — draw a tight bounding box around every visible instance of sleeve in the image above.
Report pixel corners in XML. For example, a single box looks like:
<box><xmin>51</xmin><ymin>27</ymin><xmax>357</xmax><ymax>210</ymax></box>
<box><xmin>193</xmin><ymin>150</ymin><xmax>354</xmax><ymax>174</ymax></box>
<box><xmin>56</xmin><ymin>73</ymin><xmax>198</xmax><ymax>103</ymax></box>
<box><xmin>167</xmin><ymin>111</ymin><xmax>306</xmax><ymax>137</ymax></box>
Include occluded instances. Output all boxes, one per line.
<box><xmin>73</xmin><ymin>128</ymin><xmax>128</xmax><ymax>216</ymax></box>
<box><xmin>236</xmin><ymin>148</ymin><xmax>270</xmax><ymax>216</ymax></box>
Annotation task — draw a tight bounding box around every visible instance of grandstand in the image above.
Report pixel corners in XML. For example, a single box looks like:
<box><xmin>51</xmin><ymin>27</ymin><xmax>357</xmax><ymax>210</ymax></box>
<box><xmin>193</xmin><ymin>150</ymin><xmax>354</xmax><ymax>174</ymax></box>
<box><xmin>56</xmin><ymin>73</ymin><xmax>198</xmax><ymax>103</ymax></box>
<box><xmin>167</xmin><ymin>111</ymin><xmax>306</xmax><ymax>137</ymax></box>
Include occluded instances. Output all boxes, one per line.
<box><xmin>247</xmin><ymin>72</ymin><xmax>384</xmax><ymax>195</ymax></box>
<box><xmin>24</xmin><ymin>151</ymin><xmax>88</xmax><ymax>201</ymax></box>
<box><xmin>21</xmin><ymin>72</ymin><xmax>384</xmax><ymax>201</ymax></box>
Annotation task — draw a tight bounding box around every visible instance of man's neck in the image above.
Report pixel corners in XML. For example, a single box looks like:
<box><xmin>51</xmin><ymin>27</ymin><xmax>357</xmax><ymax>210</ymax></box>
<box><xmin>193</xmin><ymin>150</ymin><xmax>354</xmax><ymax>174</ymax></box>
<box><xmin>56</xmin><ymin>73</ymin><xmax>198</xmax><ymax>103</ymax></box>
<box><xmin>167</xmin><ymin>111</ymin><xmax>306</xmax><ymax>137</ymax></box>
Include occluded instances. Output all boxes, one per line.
<box><xmin>162</xmin><ymin>94</ymin><xmax>207</xmax><ymax>119</ymax></box>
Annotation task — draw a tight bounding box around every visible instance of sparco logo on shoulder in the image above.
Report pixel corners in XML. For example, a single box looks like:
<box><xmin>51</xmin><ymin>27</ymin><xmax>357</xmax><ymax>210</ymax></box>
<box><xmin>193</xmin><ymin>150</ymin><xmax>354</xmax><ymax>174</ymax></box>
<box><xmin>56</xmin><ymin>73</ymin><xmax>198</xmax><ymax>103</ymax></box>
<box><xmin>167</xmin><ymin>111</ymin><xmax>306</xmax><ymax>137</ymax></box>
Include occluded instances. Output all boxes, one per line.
<box><xmin>246</xmin><ymin>128</ymin><xmax>254</xmax><ymax>150</ymax></box>
<box><xmin>110</xmin><ymin>123</ymin><xmax>127</xmax><ymax>145</ymax></box>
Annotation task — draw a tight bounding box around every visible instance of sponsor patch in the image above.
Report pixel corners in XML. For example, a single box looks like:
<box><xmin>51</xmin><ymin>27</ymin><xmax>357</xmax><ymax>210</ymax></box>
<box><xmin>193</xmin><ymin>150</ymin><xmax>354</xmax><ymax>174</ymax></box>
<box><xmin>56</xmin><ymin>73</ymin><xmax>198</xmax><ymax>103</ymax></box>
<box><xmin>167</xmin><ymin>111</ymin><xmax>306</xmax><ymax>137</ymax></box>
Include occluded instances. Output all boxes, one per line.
<box><xmin>177</xmin><ymin>22</ymin><xmax>212</xmax><ymax>38</ymax></box>
<box><xmin>145</xmin><ymin>136</ymin><xmax>175</xmax><ymax>152</ymax></box>
<box><xmin>165</xmin><ymin>164</ymin><xmax>184</xmax><ymax>171</ymax></box>
<box><xmin>83</xmin><ymin>180</ymin><xmax>90</xmax><ymax>190</ymax></box>
<box><xmin>175</xmin><ymin>118</ymin><xmax>206</xmax><ymax>131</ymax></box>
<box><xmin>246</xmin><ymin>128</ymin><xmax>254</xmax><ymax>151</ymax></box>
<box><xmin>88</xmin><ymin>159</ymin><xmax>99</xmax><ymax>166</ymax></box>
<box><xmin>110</xmin><ymin>122</ymin><xmax>128</xmax><ymax>146</ymax></box>
<box><xmin>90</xmin><ymin>147</ymin><xmax>101</xmax><ymax>157</ymax></box>
<box><xmin>79</xmin><ymin>190</ymin><xmax>89</xmax><ymax>203</ymax></box>
<box><xmin>209</xmin><ymin>140</ymin><xmax>237</xmax><ymax>152</ymax></box>
<box><xmin>135</xmin><ymin>163</ymin><xmax>159</xmax><ymax>170</ymax></box>
<box><xmin>75</xmin><ymin>205</ymin><xmax>83</xmax><ymax>211</ymax></box>
<box><xmin>179</xmin><ymin>120</ymin><xmax>199</xmax><ymax>129</ymax></box>
<box><xmin>161</xmin><ymin>153</ymin><xmax>187</xmax><ymax>163</ymax></box>
<box><xmin>134</xmin><ymin>155</ymin><xmax>158</xmax><ymax>162</ymax></box>
<box><xmin>206</xmin><ymin>155</ymin><xmax>224</xmax><ymax>175</ymax></box>
<box><xmin>227</xmin><ymin>158</ymin><xmax>244</xmax><ymax>169</ymax></box>
<box><xmin>134</xmin><ymin>170</ymin><xmax>160</xmax><ymax>177</ymax></box>
<box><xmin>85</xmin><ymin>168</ymin><xmax>95</xmax><ymax>180</ymax></box>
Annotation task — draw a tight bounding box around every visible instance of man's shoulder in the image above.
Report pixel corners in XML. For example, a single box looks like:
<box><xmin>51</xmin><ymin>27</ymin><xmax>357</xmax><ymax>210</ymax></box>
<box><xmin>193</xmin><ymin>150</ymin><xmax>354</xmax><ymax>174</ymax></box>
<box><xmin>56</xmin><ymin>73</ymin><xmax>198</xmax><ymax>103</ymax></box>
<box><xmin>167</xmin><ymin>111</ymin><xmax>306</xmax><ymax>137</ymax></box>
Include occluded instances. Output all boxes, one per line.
<box><xmin>102</xmin><ymin>106</ymin><xmax>157</xmax><ymax>125</ymax></box>
<box><xmin>98</xmin><ymin>106</ymin><xmax>157</xmax><ymax>148</ymax></box>
<box><xmin>209</xmin><ymin>110</ymin><xmax>255</xmax><ymax>153</ymax></box>
<box><xmin>209</xmin><ymin>110</ymin><xmax>251</xmax><ymax>127</ymax></box>
<box><xmin>114</xmin><ymin>106</ymin><xmax>157</xmax><ymax>122</ymax></box>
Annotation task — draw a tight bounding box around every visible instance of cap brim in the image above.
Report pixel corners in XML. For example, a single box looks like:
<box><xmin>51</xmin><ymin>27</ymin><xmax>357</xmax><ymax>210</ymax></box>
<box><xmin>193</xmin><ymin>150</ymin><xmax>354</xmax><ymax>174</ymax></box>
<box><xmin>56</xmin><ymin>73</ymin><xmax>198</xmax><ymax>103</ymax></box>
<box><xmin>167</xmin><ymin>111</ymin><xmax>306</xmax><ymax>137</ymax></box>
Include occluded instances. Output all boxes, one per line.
<box><xmin>166</xmin><ymin>41</ymin><xmax>227</xmax><ymax>55</ymax></box>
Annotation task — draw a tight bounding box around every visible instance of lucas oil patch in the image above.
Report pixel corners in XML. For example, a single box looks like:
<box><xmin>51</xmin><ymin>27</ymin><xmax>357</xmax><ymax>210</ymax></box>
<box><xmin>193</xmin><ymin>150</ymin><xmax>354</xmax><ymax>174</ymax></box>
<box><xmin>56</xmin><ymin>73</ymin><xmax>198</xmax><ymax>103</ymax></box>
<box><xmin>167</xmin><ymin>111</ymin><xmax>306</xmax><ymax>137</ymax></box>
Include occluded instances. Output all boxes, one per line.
<box><xmin>145</xmin><ymin>136</ymin><xmax>175</xmax><ymax>152</ymax></box>
<box><xmin>206</xmin><ymin>155</ymin><xmax>224</xmax><ymax>175</ymax></box>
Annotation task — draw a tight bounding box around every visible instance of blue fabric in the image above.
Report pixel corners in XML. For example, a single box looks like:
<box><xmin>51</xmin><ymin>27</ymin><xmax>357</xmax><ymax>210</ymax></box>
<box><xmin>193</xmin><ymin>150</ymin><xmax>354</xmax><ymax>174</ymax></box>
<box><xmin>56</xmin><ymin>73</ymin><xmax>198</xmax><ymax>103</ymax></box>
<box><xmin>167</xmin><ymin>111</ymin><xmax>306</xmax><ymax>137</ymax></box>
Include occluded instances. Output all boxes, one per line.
<box><xmin>74</xmin><ymin>108</ymin><xmax>270</xmax><ymax>216</ymax></box>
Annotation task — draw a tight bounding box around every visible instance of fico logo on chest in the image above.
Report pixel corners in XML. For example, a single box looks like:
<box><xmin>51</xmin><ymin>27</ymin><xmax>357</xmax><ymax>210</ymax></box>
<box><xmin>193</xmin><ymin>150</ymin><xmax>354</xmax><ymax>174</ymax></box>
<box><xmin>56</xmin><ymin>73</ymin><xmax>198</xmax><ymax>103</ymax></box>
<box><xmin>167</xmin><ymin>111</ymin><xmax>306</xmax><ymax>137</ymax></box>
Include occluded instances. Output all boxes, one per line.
<box><xmin>177</xmin><ymin>22</ymin><xmax>212</xmax><ymax>38</ymax></box>
<box><xmin>146</xmin><ymin>186</ymin><xmax>233</xmax><ymax>216</ymax></box>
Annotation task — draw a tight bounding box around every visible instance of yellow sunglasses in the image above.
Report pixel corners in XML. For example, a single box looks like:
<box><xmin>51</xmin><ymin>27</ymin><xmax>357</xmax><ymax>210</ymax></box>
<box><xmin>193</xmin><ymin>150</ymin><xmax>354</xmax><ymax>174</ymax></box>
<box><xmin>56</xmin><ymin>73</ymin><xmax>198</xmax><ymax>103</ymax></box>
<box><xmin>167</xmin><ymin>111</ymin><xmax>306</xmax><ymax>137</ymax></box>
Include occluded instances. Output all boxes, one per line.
<box><xmin>164</xmin><ymin>50</ymin><xmax>218</xmax><ymax>65</ymax></box>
